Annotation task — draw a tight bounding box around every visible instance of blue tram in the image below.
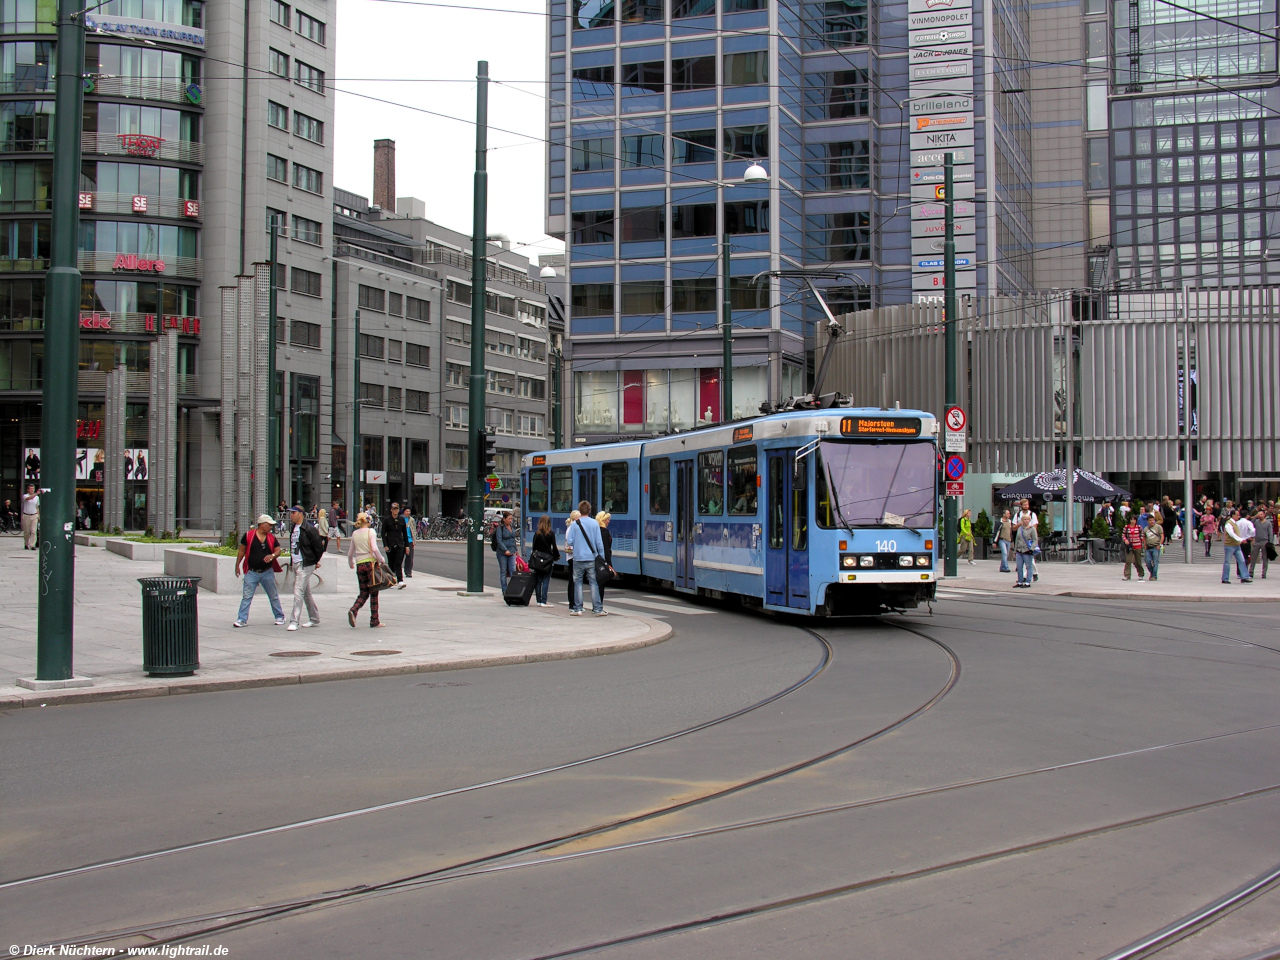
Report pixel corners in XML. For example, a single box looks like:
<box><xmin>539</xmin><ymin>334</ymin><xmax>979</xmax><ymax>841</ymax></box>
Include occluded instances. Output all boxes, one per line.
<box><xmin>520</xmin><ymin>408</ymin><xmax>940</xmax><ymax>615</ymax></box>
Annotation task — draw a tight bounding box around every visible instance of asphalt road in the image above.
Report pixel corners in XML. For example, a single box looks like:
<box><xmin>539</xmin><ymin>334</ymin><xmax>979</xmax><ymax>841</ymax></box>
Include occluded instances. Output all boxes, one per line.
<box><xmin>3</xmin><ymin>546</ymin><xmax>1280</xmax><ymax>960</ymax></box>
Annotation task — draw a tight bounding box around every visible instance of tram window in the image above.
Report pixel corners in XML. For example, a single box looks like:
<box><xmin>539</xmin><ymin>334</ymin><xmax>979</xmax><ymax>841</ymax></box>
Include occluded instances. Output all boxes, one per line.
<box><xmin>528</xmin><ymin>468</ymin><xmax>549</xmax><ymax>513</ymax></box>
<box><xmin>698</xmin><ymin>450</ymin><xmax>724</xmax><ymax>515</ymax></box>
<box><xmin>727</xmin><ymin>445</ymin><xmax>758</xmax><ymax>515</ymax></box>
<box><xmin>602</xmin><ymin>462</ymin><xmax>629</xmax><ymax>514</ymax></box>
<box><xmin>769</xmin><ymin>457</ymin><xmax>784</xmax><ymax>549</ymax></box>
<box><xmin>551</xmin><ymin>466</ymin><xmax>573</xmax><ymax>513</ymax></box>
<box><xmin>792</xmin><ymin>462</ymin><xmax>808</xmax><ymax>551</ymax></box>
<box><xmin>649</xmin><ymin>457</ymin><xmax>670</xmax><ymax>514</ymax></box>
<box><xmin>815</xmin><ymin>451</ymin><xmax>834</xmax><ymax>528</ymax></box>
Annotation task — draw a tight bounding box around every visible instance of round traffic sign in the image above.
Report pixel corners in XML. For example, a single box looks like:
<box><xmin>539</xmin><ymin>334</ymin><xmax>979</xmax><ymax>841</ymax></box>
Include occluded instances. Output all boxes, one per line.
<box><xmin>945</xmin><ymin>455</ymin><xmax>966</xmax><ymax>481</ymax></box>
<box><xmin>945</xmin><ymin>406</ymin><xmax>966</xmax><ymax>432</ymax></box>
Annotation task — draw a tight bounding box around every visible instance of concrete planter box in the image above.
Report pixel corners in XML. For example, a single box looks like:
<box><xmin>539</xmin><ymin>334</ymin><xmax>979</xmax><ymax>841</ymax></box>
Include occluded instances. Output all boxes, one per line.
<box><xmin>106</xmin><ymin>538</ymin><xmax>198</xmax><ymax>562</ymax></box>
<box><xmin>74</xmin><ymin>533</ymin><xmax>113</xmax><ymax>547</ymax></box>
<box><xmin>165</xmin><ymin>549</ymin><xmax>346</xmax><ymax>596</ymax></box>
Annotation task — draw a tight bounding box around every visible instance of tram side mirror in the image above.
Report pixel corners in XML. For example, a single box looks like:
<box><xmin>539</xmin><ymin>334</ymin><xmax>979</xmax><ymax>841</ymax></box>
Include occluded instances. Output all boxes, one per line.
<box><xmin>792</xmin><ymin>459</ymin><xmax>807</xmax><ymax>490</ymax></box>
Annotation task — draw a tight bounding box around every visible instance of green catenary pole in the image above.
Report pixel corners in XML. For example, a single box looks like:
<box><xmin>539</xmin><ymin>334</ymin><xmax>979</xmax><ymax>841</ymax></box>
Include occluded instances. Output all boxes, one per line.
<box><xmin>465</xmin><ymin>61</ymin><xmax>489</xmax><ymax>594</ymax></box>
<box><xmin>36</xmin><ymin>0</ymin><xmax>86</xmax><ymax>681</ymax></box>
<box><xmin>721</xmin><ymin>234</ymin><xmax>732</xmax><ymax>421</ymax></box>
<box><xmin>268</xmin><ymin>225</ymin><xmax>279</xmax><ymax>511</ymax></box>
<box><xmin>352</xmin><ymin>309</ymin><xmax>361</xmax><ymax>521</ymax></box>
<box><xmin>943</xmin><ymin>153</ymin><xmax>958</xmax><ymax>579</ymax></box>
<box><xmin>552</xmin><ymin>347</ymin><xmax>563</xmax><ymax>449</ymax></box>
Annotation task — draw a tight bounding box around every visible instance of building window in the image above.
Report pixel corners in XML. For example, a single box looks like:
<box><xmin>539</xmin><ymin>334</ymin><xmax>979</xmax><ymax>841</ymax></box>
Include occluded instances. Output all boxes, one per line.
<box><xmin>290</xmin><ymin>319</ymin><xmax>321</xmax><ymax>348</ymax></box>
<box><xmin>571</xmin><ymin>64</ymin><xmax>615</xmax><ymax>101</ymax></box>
<box><xmin>671</xmin><ymin>57</ymin><xmax>715</xmax><ymax>91</ymax></box>
<box><xmin>406</xmin><ymin>342</ymin><xmax>430</xmax><ymax>367</ymax></box>
<box><xmin>270</xmin><ymin>0</ymin><xmax>290</xmax><ymax>27</ymax></box>
<box><xmin>806</xmin><ymin>69</ymin><xmax>869</xmax><ymax>120</ymax></box>
<box><xmin>446</xmin><ymin>444</ymin><xmax>468</xmax><ymax>470</ymax></box>
<box><xmin>814</xmin><ymin>140</ymin><xmax>870</xmax><ymax>190</ymax></box>
<box><xmin>358</xmin><ymin>334</ymin><xmax>384</xmax><ymax>359</ymax></box>
<box><xmin>673</xmin><ymin>128</ymin><xmax>716</xmax><ymax>164</ymax></box>
<box><xmin>271</xmin><ymin>261</ymin><xmax>286</xmax><ymax>289</ymax></box>
<box><xmin>621</xmin><ymin>61</ymin><xmax>663</xmax><ymax>95</ymax></box>
<box><xmin>447</xmin><ymin>279</ymin><xmax>471</xmax><ymax>305</ymax></box>
<box><xmin>269</xmin><ymin>48</ymin><xmax>289</xmax><ymax>77</ymax></box>
<box><xmin>487</xmin><ymin>370</ymin><xmax>515</xmax><ymax>395</ymax></box>
<box><xmin>293</xmin><ymin>162</ymin><xmax>323</xmax><ymax>194</ymax></box>
<box><xmin>486</xmin><ymin>329</ymin><xmax>517</xmax><ymax>355</ymax></box>
<box><xmin>406</xmin><ymin>295</ymin><xmax>430</xmax><ymax>322</ymax></box>
<box><xmin>620</xmin><ymin>206</ymin><xmax>664</xmax><ymax>242</ymax></box>
<box><xmin>670</xmin><ymin>202</ymin><xmax>715</xmax><ymax>244</ymax></box>
<box><xmin>267</xmin><ymin>101</ymin><xmax>288</xmax><ymax>129</ymax></box>
<box><xmin>621</xmin><ymin>280</ymin><xmax>664</xmax><ymax>314</ymax></box>
<box><xmin>409</xmin><ymin>441</ymin><xmax>430</xmax><ymax>476</ymax></box>
<box><xmin>724</xmin><ymin>51</ymin><xmax>768</xmax><ymax>86</ymax></box>
<box><xmin>811</xmin><ymin>0</ymin><xmax>867</xmax><ymax>47</ymax></box>
<box><xmin>571</xmin><ymin>136</ymin><xmax>614</xmax><ymax>173</ymax></box>
<box><xmin>387</xmin><ymin>292</ymin><xmax>403</xmax><ymax>316</ymax></box>
<box><xmin>290</xmin><ymin>267</ymin><xmax>321</xmax><ymax>297</ymax></box>
<box><xmin>266</xmin><ymin>154</ymin><xmax>287</xmax><ymax>182</ymax></box>
<box><xmin>292</xmin><ymin>215</ymin><xmax>322</xmax><ymax>245</ymax></box>
<box><xmin>362</xmin><ymin>435</ymin><xmax>384</xmax><ymax>472</ymax></box>
<box><xmin>387</xmin><ymin>339</ymin><xmax>402</xmax><ymax>363</ymax></box>
<box><xmin>386</xmin><ymin>386</ymin><xmax>402</xmax><ymax>411</ymax></box>
<box><xmin>444</xmin><ymin>319</ymin><xmax>470</xmax><ymax>345</ymax></box>
<box><xmin>673</xmin><ymin>277</ymin><xmax>715</xmax><ymax>312</ymax></box>
<box><xmin>358</xmin><ymin>284</ymin><xmax>385</xmax><ymax>311</ymax></box>
<box><xmin>405</xmin><ymin>388</ymin><xmax>429</xmax><ymax>413</ymax></box>
<box><xmin>621</xmin><ymin>133</ymin><xmax>664</xmax><ymax>168</ymax></box>
<box><xmin>445</xmin><ymin>405</ymin><xmax>469</xmax><ymax>429</ymax></box>
<box><xmin>485</xmin><ymin>291</ymin><xmax>517</xmax><ymax>318</ymax></box>
<box><xmin>292</xmin><ymin>373</ymin><xmax>320</xmax><ymax>458</ymax></box>
<box><xmin>729</xmin><ymin>276</ymin><xmax>770</xmax><ymax>309</ymax></box>
<box><xmin>571</xmin><ymin>208</ymin><xmax>615</xmax><ymax>246</ymax></box>
<box><xmin>296</xmin><ymin>10</ymin><xmax>325</xmax><ymax>44</ymax></box>
<box><xmin>445</xmin><ymin>362</ymin><xmax>468</xmax><ymax>386</ymax></box>
<box><xmin>518</xmin><ymin>376</ymin><xmax>546</xmax><ymax>400</ymax></box>
<box><xmin>359</xmin><ymin>382</ymin><xmax>384</xmax><ymax>408</ymax></box>
<box><xmin>516</xmin><ymin>414</ymin><xmax>544</xmax><ymax>438</ymax></box>
<box><xmin>267</xmin><ymin>207</ymin><xmax>287</xmax><ymax>238</ymax></box>
<box><xmin>518</xmin><ymin>336</ymin><xmax>547</xmax><ymax>360</ymax></box>
<box><xmin>295</xmin><ymin>60</ymin><xmax>324</xmax><ymax>94</ymax></box>
<box><xmin>487</xmin><ymin>407</ymin><xmax>514</xmax><ymax>435</ymax></box>
<box><xmin>806</xmin><ymin>210</ymin><xmax>870</xmax><ymax>261</ymax></box>
<box><xmin>723</xmin><ymin>124</ymin><xmax>769</xmax><ymax>159</ymax></box>
<box><xmin>572</xmin><ymin>282</ymin><xmax>614</xmax><ymax>317</ymax></box>
<box><xmin>724</xmin><ymin>198</ymin><xmax>769</xmax><ymax>234</ymax></box>
<box><xmin>294</xmin><ymin>111</ymin><xmax>323</xmax><ymax>143</ymax></box>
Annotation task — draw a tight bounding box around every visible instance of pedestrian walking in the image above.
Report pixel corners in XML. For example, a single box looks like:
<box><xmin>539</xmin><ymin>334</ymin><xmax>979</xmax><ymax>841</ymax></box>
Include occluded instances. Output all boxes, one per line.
<box><xmin>317</xmin><ymin>508</ymin><xmax>330</xmax><ymax>550</ymax></box>
<box><xmin>1013</xmin><ymin>514</ymin><xmax>1039</xmax><ymax>588</ymax></box>
<box><xmin>381</xmin><ymin>502</ymin><xmax>407</xmax><ymax>588</ymax></box>
<box><xmin>20</xmin><ymin>482</ymin><xmax>39</xmax><ymax>550</ymax></box>
<box><xmin>1142</xmin><ymin>513</ymin><xmax>1165</xmax><ymax>581</ymax></box>
<box><xmin>530</xmin><ymin>515</ymin><xmax>560</xmax><ymax>607</ymax></box>
<box><xmin>1238</xmin><ymin>510</ymin><xmax>1257</xmax><ymax>569</ymax></box>
<box><xmin>233</xmin><ymin>515</ymin><xmax>285</xmax><ymax>627</ymax></box>
<box><xmin>1250</xmin><ymin>509</ymin><xmax>1274</xmax><ymax>579</ymax></box>
<box><xmin>566</xmin><ymin>500</ymin><xmax>606</xmax><ymax>616</ymax></box>
<box><xmin>1200</xmin><ymin>508</ymin><xmax>1218</xmax><ymax>557</ymax></box>
<box><xmin>564</xmin><ymin>511</ymin><xmax>579</xmax><ymax>607</ymax></box>
<box><xmin>491</xmin><ymin>512</ymin><xmax>519</xmax><ymax>592</ymax></box>
<box><xmin>347</xmin><ymin>512</ymin><xmax>387</xmax><ymax>627</ymax></box>
<box><xmin>1122</xmin><ymin>514</ymin><xmax>1145</xmax><ymax>581</ymax></box>
<box><xmin>995</xmin><ymin>509</ymin><xmax>1014</xmax><ymax>573</ymax></box>
<box><xmin>285</xmin><ymin>505</ymin><xmax>324</xmax><ymax>631</ymax></box>
<box><xmin>958</xmin><ymin>508</ymin><xmax>975</xmax><ymax>564</ymax></box>
<box><xmin>596</xmin><ymin>511</ymin><xmax>615</xmax><ymax>604</ymax></box>
<box><xmin>1221</xmin><ymin>509</ymin><xmax>1253</xmax><ymax>583</ymax></box>
<box><xmin>401</xmin><ymin>505</ymin><xmax>415</xmax><ymax>579</ymax></box>
<box><xmin>1015</xmin><ymin>499</ymin><xmax>1040</xmax><ymax>581</ymax></box>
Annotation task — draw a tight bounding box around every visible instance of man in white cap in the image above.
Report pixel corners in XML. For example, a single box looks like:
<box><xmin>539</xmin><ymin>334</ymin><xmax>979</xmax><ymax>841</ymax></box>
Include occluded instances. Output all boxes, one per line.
<box><xmin>233</xmin><ymin>514</ymin><xmax>286</xmax><ymax>627</ymax></box>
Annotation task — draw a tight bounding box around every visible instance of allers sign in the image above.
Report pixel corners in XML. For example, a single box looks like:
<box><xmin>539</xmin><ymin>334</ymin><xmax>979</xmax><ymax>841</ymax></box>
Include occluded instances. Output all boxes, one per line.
<box><xmin>113</xmin><ymin>254</ymin><xmax>165</xmax><ymax>273</ymax></box>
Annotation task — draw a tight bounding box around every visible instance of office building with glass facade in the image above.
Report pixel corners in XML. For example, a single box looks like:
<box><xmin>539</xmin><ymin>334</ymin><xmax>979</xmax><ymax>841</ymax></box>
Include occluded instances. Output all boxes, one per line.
<box><xmin>546</xmin><ymin>0</ymin><xmax>1038</xmax><ymax>442</ymax></box>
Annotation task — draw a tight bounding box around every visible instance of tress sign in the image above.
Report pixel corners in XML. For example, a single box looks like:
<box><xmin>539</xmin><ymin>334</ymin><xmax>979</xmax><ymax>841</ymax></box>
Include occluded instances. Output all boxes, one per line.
<box><xmin>839</xmin><ymin>417</ymin><xmax>922</xmax><ymax>437</ymax></box>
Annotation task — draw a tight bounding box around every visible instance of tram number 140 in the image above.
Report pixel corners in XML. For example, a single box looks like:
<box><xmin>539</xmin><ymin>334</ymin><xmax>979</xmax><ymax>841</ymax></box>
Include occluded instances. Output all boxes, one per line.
<box><xmin>875</xmin><ymin>540</ymin><xmax>898</xmax><ymax>552</ymax></box>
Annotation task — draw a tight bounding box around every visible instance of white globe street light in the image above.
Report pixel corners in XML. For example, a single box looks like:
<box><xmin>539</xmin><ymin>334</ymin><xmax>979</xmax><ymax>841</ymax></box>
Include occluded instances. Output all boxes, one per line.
<box><xmin>742</xmin><ymin>162</ymin><xmax>768</xmax><ymax>183</ymax></box>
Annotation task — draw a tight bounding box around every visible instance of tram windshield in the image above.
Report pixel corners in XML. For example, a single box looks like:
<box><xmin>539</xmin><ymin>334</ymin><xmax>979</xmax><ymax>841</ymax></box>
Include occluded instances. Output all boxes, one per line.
<box><xmin>817</xmin><ymin>440</ymin><xmax>936</xmax><ymax>528</ymax></box>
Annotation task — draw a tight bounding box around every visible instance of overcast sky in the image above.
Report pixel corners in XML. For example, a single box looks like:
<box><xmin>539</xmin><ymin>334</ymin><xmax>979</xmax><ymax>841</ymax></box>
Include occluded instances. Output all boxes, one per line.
<box><xmin>333</xmin><ymin>0</ymin><xmax>562</xmax><ymax>263</ymax></box>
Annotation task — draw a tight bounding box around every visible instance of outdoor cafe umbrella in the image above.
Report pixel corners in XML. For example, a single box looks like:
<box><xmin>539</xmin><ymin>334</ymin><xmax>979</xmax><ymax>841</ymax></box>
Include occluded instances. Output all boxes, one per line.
<box><xmin>998</xmin><ymin>467</ymin><xmax>1130</xmax><ymax>503</ymax></box>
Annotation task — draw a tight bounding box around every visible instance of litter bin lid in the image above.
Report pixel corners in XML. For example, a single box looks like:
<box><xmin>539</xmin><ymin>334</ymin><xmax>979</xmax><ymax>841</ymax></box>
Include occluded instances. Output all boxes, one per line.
<box><xmin>138</xmin><ymin>576</ymin><xmax>202</xmax><ymax>591</ymax></box>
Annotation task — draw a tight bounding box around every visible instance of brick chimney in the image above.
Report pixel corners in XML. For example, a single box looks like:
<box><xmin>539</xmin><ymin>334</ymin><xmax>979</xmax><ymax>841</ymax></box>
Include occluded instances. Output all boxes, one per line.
<box><xmin>373</xmin><ymin>139</ymin><xmax>396</xmax><ymax>212</ymax></box>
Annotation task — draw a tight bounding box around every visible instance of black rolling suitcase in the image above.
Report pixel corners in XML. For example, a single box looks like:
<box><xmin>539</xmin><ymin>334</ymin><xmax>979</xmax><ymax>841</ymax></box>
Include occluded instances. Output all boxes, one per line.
<box><xmin>503</xmin><ymin>572</ymin><xmax>536</xmax><ymax>606</ymax></box>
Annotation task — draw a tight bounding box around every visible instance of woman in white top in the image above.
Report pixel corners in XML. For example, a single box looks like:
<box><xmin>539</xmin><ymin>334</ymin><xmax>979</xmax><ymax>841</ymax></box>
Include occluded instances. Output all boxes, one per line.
<box><xmin>346</xmin><ymin>512</ymin><xmax>386</xmax><ymax>628</ymax></box>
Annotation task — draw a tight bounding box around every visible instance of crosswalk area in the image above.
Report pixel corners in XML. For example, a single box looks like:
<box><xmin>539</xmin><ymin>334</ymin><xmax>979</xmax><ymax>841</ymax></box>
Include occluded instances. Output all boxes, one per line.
<box><xmin>557</xmin><ymin>591</ymin><xmax>712</xmax><ymax>618</ymax></box>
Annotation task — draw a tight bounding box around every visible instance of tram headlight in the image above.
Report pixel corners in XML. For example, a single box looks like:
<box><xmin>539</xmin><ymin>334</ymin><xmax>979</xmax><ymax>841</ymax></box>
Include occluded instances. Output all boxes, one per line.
<box><xmin>916</xmin><ymin>555</ymin><xmax>931</xmax><ymax>567</ymax></box>
<box><xmin>859</xmin><ymin>556</ymin><xmax>875</xmax><ymax>568</ymax></box>
<box><xmin>841</xmin><ymin>554</ymin><xmax>856</xmax><ymax>569</ymax></box>
<box><xmin>899</xmin><ymin>555</ymin><xmax>914</xmax><ymax>568</ymax></box>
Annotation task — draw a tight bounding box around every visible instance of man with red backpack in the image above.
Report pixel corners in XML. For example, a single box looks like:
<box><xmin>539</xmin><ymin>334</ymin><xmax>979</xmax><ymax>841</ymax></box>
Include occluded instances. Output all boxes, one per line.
<box><xmin>233</xmin><ymin>514</ymin><xmax>286</xmax><ymax>627</ymax></box>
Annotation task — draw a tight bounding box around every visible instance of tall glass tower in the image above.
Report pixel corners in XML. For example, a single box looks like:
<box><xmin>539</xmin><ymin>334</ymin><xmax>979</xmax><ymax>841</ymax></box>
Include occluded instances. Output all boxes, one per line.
<box><xmin>547</xmin><ymin>0</ymin><xmax>1035</xmax><ymax>442</ymax></box>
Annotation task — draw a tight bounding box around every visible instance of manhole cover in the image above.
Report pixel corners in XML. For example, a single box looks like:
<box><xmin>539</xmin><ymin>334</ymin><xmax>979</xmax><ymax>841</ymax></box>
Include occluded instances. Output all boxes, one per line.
<box><xmin>269</xmin><ymin>651</ymin><xmax>321</xmax><ymax>658</ymax></box>
<box><xmin>352</xmin><ymin>649</ymin><xmax>402</xmax><ymax>656</ymax></box>
<box><xmin>416</xmin><ymin>680</ymin><xmax>471</xmax><ymax>688</ymax></box>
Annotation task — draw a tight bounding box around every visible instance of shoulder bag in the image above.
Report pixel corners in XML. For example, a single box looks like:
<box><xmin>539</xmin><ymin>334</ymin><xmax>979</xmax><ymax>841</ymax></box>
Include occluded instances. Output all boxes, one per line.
<box><xmin>576</xmin><ymin>519</ymin><xmax>615</xmax><ymax>586</ymax></box>
<box><xmin>528</xmin><ymin>549</ymin><xmax>555</xmax><ymax>573</ymax></box>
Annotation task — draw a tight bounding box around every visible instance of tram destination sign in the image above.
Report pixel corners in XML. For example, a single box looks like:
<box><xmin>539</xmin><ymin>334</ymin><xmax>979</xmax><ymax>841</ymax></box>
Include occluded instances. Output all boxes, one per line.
<box><xmin>839</xmin><ymin>417</ymin><xmax>922</xmax><ymax>437</ymax></box>
<box><xmin>733</xmin><ymin>425</ymin><xmax>754</xmax><ymax>443</ymax></box>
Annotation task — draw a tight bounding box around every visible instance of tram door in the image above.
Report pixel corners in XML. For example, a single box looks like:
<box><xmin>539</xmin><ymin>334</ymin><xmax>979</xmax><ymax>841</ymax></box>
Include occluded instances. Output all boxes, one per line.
<box><xmin>766</xmin><ymin>451</ymin><xmax>810</xmax><ymax>609</ymax></box>
<box><xmin>577</xmin><ymin>468</ymin><xmax>597</xmax><ymax>513</ymax></box>
<box><xmin>674</xmin><ymin>459</ymin><xmax>695</xmax><ymax>590</ymax></box>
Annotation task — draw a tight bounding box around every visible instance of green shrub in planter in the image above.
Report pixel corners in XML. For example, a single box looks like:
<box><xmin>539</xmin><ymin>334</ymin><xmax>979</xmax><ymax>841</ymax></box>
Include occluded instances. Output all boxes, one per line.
<box><xmin>1090</xmin><ymin>514</ymin><xmax>1112</xmax><ymax>540</ymax></box>
<box><xmin>973</xmin><ymin>509</ymin><xmax>993</xmax><ymax>541</ymax></box>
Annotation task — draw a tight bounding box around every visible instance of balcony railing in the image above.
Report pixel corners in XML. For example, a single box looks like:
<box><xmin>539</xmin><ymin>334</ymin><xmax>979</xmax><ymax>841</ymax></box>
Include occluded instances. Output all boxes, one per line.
<box><xmin>91</xmin><ymin>77</ymin><xmax>199</xmax><ymax>106</ymax></box>
<box><xmin>77</xmin><ymin>370</ymin><xmax>151</xmax><ymax>394</ymax></box>
<box><xmin>81</xmin><ymin>132</ymin><xmax>204</xmax><ymax>165</ymax></box>
<box><xmin>80</xmin><ymin>192</ymin><xmax>201</xmax><ymax>220</ymax></box>
<box><xmin>78</xmin><ymin>252</ymin><xmax>201</xmax><ymax>280</ymax></box>
<box><xmin>0</xmin><ymin>137</ymin><xmax>52</xmax><ymax>152</ymax></box>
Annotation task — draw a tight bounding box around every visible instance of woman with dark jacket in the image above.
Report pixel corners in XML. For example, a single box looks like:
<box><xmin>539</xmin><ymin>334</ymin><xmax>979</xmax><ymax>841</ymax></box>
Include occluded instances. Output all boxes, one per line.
<box><xmin>530</xmin><ymin>515</ymin><xmax>560</xmax><ymax>607</ymax></box>
<box><xmin>595</xmin><ymin>511</ymin><xmax>614</xmax><ymax>605</ymax></box>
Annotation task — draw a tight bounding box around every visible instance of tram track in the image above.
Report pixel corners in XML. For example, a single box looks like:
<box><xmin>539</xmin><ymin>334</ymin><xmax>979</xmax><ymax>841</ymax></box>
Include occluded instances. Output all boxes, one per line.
<box><xmin>41</xmin><ymin>621</ymin><xmax>962</xmax><ymax>950</ymax></box>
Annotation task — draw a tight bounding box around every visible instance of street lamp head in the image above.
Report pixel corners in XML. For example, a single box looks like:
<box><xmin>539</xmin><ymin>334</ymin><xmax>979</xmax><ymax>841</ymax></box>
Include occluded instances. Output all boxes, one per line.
<box><xmin>539</xmin><ymin>265</ymin><xmax>557</xmax><ymax>279</ymax></box>
<box><xmin>742</xmin><ymin>162</ymin><xmax>768</xmax><ymax>183</ymax></box>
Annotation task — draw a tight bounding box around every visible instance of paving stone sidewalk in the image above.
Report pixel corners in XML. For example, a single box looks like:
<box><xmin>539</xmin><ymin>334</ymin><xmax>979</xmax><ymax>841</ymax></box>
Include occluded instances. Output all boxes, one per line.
<box><xmin>939</xmin><ymin>551</ymin><xmax>1280</xmax><ymax>603</ymax></box>
<box><xmin>0</xmin><ymin>539</ymin><xmax>669</xmax><ymax>709</ymax></box>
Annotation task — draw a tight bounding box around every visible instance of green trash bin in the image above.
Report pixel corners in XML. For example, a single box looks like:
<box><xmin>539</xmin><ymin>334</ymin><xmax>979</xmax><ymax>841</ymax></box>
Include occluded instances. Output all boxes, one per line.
<box><xmin>138</xmin><ymin>576</ymin><xmax>202</xmax><ymax>676</ymax></box>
